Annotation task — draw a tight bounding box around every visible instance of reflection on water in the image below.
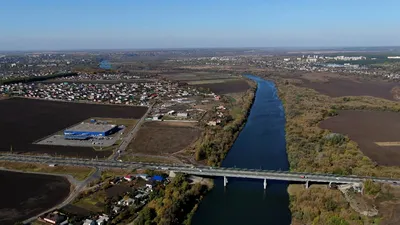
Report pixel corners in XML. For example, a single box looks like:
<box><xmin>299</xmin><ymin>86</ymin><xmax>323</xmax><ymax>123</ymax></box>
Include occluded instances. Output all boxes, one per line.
<box><xmin>191</xmin><ymin>75</ymin><xmax>291</xmax><ymax>225</ymax></box>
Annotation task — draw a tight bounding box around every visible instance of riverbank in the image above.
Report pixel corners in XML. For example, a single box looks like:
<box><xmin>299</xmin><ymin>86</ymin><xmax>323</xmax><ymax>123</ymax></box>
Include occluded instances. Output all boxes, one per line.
<box><xmin>134</xmin><ymin>173</ymin><xmax>212</xmax><ymax>225</ymax></box>
<box><xmin>191</xmin><ymin>75</ymin><xmax>291</xmax><ymax>225</ymax></box>
<box><xmin>274</xmin><ymin>77</ymin><xmax>400</xmax><ymax>225</ymax></box>
<box><xmin>194</xmin><ymin>77</ymin><xmax>257</xmax><ymax>166</ymax></box>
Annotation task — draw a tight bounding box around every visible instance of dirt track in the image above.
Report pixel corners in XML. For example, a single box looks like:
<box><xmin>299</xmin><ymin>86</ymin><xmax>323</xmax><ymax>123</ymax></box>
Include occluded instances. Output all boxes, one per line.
<box><xmin>319</xmin><ymin>110</ymin><xmax>400</xmax><ymax>166</ymax></box>
<box><xmin>0</xmin><ymin>98</ymin><xmax>147</xmax><ymax>158</ymax></box>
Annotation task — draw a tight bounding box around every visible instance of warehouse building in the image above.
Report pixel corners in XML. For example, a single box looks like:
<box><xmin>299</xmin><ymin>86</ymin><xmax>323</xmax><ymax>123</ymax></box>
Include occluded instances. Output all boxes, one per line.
<box><xmin>64</xmin><ymin>122</ymin><xmax>118</xmax><ymax>140</ymax></box>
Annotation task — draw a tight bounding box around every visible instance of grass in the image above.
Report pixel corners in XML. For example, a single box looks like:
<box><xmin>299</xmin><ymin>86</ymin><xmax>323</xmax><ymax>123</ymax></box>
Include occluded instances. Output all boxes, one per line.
<box><xmin>74</xmin><ymin>197</ymin><xmax>103</xmax><ymax>213</ymax></box>
<box><xmin>101</xmin><ymin>169</ymin><xmax>129</xmax><ymax>181</ymax></box>
<box><xmin>0</xmin><ymin>161</ymin><xmax>94</xmax><ymax>181</ymax></box>
<box><xmin>73</xmin><ymin>189</ymin><xmax>107</xmax><ymax>213</ymax></box>
<box><xmin>273</xmin><ymin>76</ymin><xmax>400</xmax><ymax>224</ymax></box>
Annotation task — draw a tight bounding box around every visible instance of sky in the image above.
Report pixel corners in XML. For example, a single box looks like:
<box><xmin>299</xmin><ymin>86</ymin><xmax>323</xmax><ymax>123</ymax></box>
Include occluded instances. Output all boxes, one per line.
<box><xmin>1</xmin><ymin>0</ymin><xmax>400</xmax><ymax>50</ymax></box>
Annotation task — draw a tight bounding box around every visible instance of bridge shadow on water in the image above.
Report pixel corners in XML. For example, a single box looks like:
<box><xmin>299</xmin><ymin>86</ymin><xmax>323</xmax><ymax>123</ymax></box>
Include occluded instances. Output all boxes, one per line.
<box><xmin>192</xmin><ymin>75</ymin><xmax>292</xmax><ymax>225</ymax></box>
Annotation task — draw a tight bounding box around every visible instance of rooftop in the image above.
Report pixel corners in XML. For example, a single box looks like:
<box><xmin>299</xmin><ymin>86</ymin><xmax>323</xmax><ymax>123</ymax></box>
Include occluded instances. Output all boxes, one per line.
<box><xmin>65</xmin><ymin>122</ymin><xmax>116</xmax><ymax>133</ymax></box>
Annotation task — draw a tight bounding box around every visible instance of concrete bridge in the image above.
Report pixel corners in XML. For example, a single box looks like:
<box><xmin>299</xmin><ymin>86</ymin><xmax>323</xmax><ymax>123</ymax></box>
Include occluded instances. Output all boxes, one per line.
<box><xmin>1</xmin><ymin>154</ymin><xmax>399</xmax><ymax>189</ymax></box>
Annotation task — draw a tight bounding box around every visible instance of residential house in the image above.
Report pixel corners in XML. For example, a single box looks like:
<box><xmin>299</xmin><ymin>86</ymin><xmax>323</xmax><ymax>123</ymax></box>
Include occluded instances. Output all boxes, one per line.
<box><xmin>113</xmin><ymin>206</ymin><xmax>121</xmax><ymax>214</ymax></box>
<box><xmin>118</xmin><ymin>197</ymin><xmax>135</xmax><ymax>206</ymax></box>
<box><xmin>43</xmin><ymin>212</ymin><xmax>68</xmax><ymax>225</ymax></box>
<box><xmin>124</xmin><ymin>175</ymin><xmax>133</xmax><ymax>182</ymax></box>
<box><xmin>83</xmin><ymin>219</ymin><xmax>96</xmax><ymax>225</ymax></box>
<box><xmin>136</xmin><ymin>174</ymin><xmax>150</xmax><ymax>181</ymax></box>
<box><xmin>177</xmin><ymin>112</ymin><xmax>188</xmax><ymax>118</ymax></box>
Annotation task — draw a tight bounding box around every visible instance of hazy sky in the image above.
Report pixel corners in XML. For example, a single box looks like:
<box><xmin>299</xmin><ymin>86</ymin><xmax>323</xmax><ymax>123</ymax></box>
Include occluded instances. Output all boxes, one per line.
<box><xmin>1</xmin><ymin>0</ymin><xmax>400</xmax><ymax>50</ymax></box>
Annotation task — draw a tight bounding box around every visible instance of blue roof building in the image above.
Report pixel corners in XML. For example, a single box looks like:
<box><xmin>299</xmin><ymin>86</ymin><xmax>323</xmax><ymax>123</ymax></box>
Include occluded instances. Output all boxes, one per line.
<box><xmin>152</xmin><ymin>175</ymin><xmax>164</xmax><ymax>182</ymax></box>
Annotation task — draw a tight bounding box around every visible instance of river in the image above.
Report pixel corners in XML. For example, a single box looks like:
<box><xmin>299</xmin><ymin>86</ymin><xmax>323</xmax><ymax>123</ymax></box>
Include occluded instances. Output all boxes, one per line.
<box><xmin>191</xmin><ymin>75</ymin><xmax>291</xmax><ymax>225</ymax></box>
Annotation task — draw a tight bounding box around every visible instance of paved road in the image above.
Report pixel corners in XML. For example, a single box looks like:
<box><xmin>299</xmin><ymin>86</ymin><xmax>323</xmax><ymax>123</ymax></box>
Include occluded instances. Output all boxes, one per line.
<box><xmin>111</xmin><ymin>103</ymin><xmax>154</xmax><ymax>161</ymax></box>
<box><xmin>1</xmin><ymin>154</ymin><xmax>400</xmax><ymax>185</ymax></box>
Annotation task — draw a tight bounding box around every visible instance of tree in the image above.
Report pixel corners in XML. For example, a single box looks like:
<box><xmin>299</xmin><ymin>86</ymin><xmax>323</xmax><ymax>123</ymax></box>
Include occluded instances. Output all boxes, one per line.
<box><xmin>135</xmin><ymin>207</ymin><xmax>156</xmax><ymax>225</ymax></box>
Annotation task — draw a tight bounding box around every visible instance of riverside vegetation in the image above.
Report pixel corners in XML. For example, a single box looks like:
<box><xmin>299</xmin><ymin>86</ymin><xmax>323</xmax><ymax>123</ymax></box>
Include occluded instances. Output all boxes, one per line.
<box><xmin>274</xmin><ymin>77</ymin><xmax>400</xmax><ymax>225</ymax></box>
<box><xmin>134</xmin><ymin>79</ymin><xmax>256</xmax><ymax>224</ymax></box>
<box><xmin>135</xmin><ymin>174</ymin><xmax>210</xmax><ymax>225</ymax></box>
<box><xmin>194</xmin><ymin>81</ymin><xmax>256</xmax><ymax>166</ymax></box>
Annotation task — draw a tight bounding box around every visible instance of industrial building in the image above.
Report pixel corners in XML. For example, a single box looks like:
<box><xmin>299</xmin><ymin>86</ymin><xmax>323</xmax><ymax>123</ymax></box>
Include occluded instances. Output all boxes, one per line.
<box><xmin>64</xmin><ymin>122</ymin><xmax>118</xmax><ymax>140</ymax></box>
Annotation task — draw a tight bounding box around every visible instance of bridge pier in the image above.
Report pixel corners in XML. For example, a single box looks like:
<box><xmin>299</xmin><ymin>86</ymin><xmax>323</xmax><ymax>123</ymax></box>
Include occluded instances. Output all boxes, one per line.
<box><xmin>223</xmin><ymin>176</ymin><xmax>228</xmax><ymax>187</ymax></box>
<box><xmin>263</xmin><ymin>179</ymin><xmax>267</xmax><ymax>189</ymax></box>
<box><xmin>305</xmin><ymin>180</ymin><xmax>309</xmax><ymax>189</ymax></box>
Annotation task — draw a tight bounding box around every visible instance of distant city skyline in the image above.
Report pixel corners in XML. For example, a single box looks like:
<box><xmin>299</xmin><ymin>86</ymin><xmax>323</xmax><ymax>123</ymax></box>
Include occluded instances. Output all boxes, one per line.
<box><xmin>1</xmin><ymin>0</ymin><xmax>400</xmax><ymax>51</ymax></box>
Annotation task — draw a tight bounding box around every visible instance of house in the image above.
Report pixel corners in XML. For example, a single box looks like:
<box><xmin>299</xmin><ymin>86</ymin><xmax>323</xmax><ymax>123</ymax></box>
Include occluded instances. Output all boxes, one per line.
<box><xmin>216</xmin><ymin>105</ymin><xmax>226</xmax><ymax>110</ymax></box>
<box><xmin>177</xmin><ymin>112</ymin><xmax>188</xmax><ymax>118</ymax></box>
<box><xmin>124</xmin><ymin>175</ymin><xmax>133</xmax><ymax>182</ymax></box>
<box><xmin>96</xmin><ymin>214</ymin><xmax>109</xmax><ymax>225</ymax></box>
<box><xmin>83</xmin><ymin>219</ymin><xmax>96</xmax><ymax>225</ymax></box>
<box><xmin>110</xmin><ymin>177</ymin><xmax>121</xmax><ymax>185</ymax></box>
<box><xmin>215</xmin><ymin>95</ymin><xmax>221</xmax><ymax>100</ymax></box>
<box><xmin>135</xmin><ymin>193</ymin><xmax>146</xmax><ymax>200</ymax></box>
<box><xmin>152</xmin><ymin>114</ymin><xmax>162</xmax><ymax>120</ymax></box>
<box><xmin>152</xmin><ymin>175</ymin><xmax>164</xmax><ymax>182</ymax></box>
<box><xmin>113</xmin><ymin>206</ymin><xmax>121</xmax><ymax>214</ymax></box>
<box><xmin>43</xmin><ymin>212</ymin><xmax>68</xmax><ymax>225</ymax></box>
<box><xmin>118</xmin><ymin>197</ymin><xmax>135</xmax><ymax>206</ymax></box>
<box><xmin>136</xmin><ymin>174</ymin><xmax>150</xmax><ymax>181</ymax></box>
<box><xmin>207</xmin><ymin>121</ymin><xmax>217</xmax><ymax>126</ymax></box>
<box><xmin>167</xmin><ymin>110</ymin><xmax>175</xmax><ymax>115</ymax></box>
<box><xmin>146</xmin><ymin>183</ymin><xmax>153</xmax><ymax>190</ymax></box>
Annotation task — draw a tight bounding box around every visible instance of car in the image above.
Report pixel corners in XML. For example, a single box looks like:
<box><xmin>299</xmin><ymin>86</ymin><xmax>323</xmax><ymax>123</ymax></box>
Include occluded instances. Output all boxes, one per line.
<box><xmin>300</xmin><ymin>175</ymin><xmax>305</xmax><ymax>178</ymax></box>
<box><xmin>336</xmin><ymin>177</ymin><xmax>339</xmax><ymax>180</ymax></box>
<box><xmin>199</xmin><ymin>170</ymin><xmax>203</xmax><ymax>172</ymax></box>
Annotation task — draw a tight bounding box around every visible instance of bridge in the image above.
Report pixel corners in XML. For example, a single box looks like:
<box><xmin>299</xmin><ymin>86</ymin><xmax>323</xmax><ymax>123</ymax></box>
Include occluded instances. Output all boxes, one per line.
<box><xmin>1</xmin><ymin>154</ymin><xmax>399</xmax><ymax>189</ymax></box>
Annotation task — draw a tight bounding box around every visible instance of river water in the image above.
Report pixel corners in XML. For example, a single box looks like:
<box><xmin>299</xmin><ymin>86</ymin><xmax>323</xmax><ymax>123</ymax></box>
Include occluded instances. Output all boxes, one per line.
<box><xmin>191</xmin><ymin>75</ymin><xmax>291</xmax><ymax>225</ymax></box>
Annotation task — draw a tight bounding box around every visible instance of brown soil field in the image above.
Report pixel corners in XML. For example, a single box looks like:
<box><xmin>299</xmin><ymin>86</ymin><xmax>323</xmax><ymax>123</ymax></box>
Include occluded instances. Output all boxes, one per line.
<box><xmin>297</xmin><ymin>76</ymin><xmax>399</xmax><ymax>101</ymax></box>
<box><xmin>0</xmin><ymin>98</ymin><xmax>147</xmax><ymax>158</ymax></box>
<box><xmin>105</xmin><ymin>183</ymin><xmax>131</xmax><ymax>198</ymax></box>
<box><xmin>0</xmin><ymin>170</ymin><xmax>70</xmax><ymax>225</ymax></box>
<box><xmin>61</xmin><ymin>204</ymin><xmax>92</xmax><ymax>217</ymax></box>
<box><xmin>193</xmin><ymin>79</ymin><xmax>250</xmax><ymax>94</ymax></box>
<box><xmin>126</xmin><ymin>121</ymin><xmax>201</xmax><ymax>155</ymax></box>
<box><xmin>162</xmin><ymin>72</ymin><xmax>234</xmax><ymax>81</ymax></box>
<box><xmin>319</xmin><ymin>110</ymin><xmax>400</xmax><ymax>166</ymax></box>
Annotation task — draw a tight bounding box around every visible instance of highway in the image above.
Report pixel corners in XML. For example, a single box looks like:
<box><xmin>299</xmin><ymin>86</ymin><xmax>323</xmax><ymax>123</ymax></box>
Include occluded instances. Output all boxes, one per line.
<box><xmin>1</xmin><ymin>154</ymin><xmax>400</xmax><ymax>185</ymax></box>
<box><xmin>111</xmin><ymin>102</ymin><xmax>154</xmax><ymax>161</ymax></box>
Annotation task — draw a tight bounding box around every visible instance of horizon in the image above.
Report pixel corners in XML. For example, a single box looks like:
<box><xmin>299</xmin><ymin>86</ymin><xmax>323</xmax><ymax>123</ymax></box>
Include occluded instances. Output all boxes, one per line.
<box><xmin>2</xmin><ymin>46</ymin><xmax>400</xmax><ymax>54</ymax></box>
<box><xmin>1</xmin><ymin>0</ymin><xmax>400</xmax><ymax>51</ymax></box>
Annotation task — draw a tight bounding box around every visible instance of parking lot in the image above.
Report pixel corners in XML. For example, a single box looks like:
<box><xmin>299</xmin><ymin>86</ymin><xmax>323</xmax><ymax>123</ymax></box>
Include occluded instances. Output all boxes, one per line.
<box><xmin>36</xmin><ymin>127</ymin><xmax>125</xmax><ymax>148</ymax></box>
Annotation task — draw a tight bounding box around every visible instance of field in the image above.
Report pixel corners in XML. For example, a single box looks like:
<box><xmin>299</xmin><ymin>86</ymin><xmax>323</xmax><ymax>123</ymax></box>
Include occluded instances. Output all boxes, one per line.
<box><xmin>0</xmin><ymin>98</ymin><xmax>147</xmax><ymax>158</ymax></box>
<box><xmin>295</xmin><ymin>73</ymin><xmax>398</xmax><ymax>101</ymax></box>
<box><xmin>163</xmin><ymin>72</ymin><xmax>238</xmax><ymax>81</ymax></box>
<box><xmin>163</xmin><ymin>72</ymin><xmax>250</xmax><ymax>94</ymax></box>
<box><xmin>0</xmin><ymin>170</ymin><xmax>70</xmax><ymax>225</ymax></box>
<box><xmin>319</xmin><ymin>110</ymin><xmax>400</xmax><ymax>166</ymax></box>
<box><xmin>193</xmin><ymin>79</ymin><xmax>250</xmax><ymax>94</ymax></box>
<box><xmin>126</xmin><ymin>121</ymin><xmax>201</xmax><ymax>156</ymax></box>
